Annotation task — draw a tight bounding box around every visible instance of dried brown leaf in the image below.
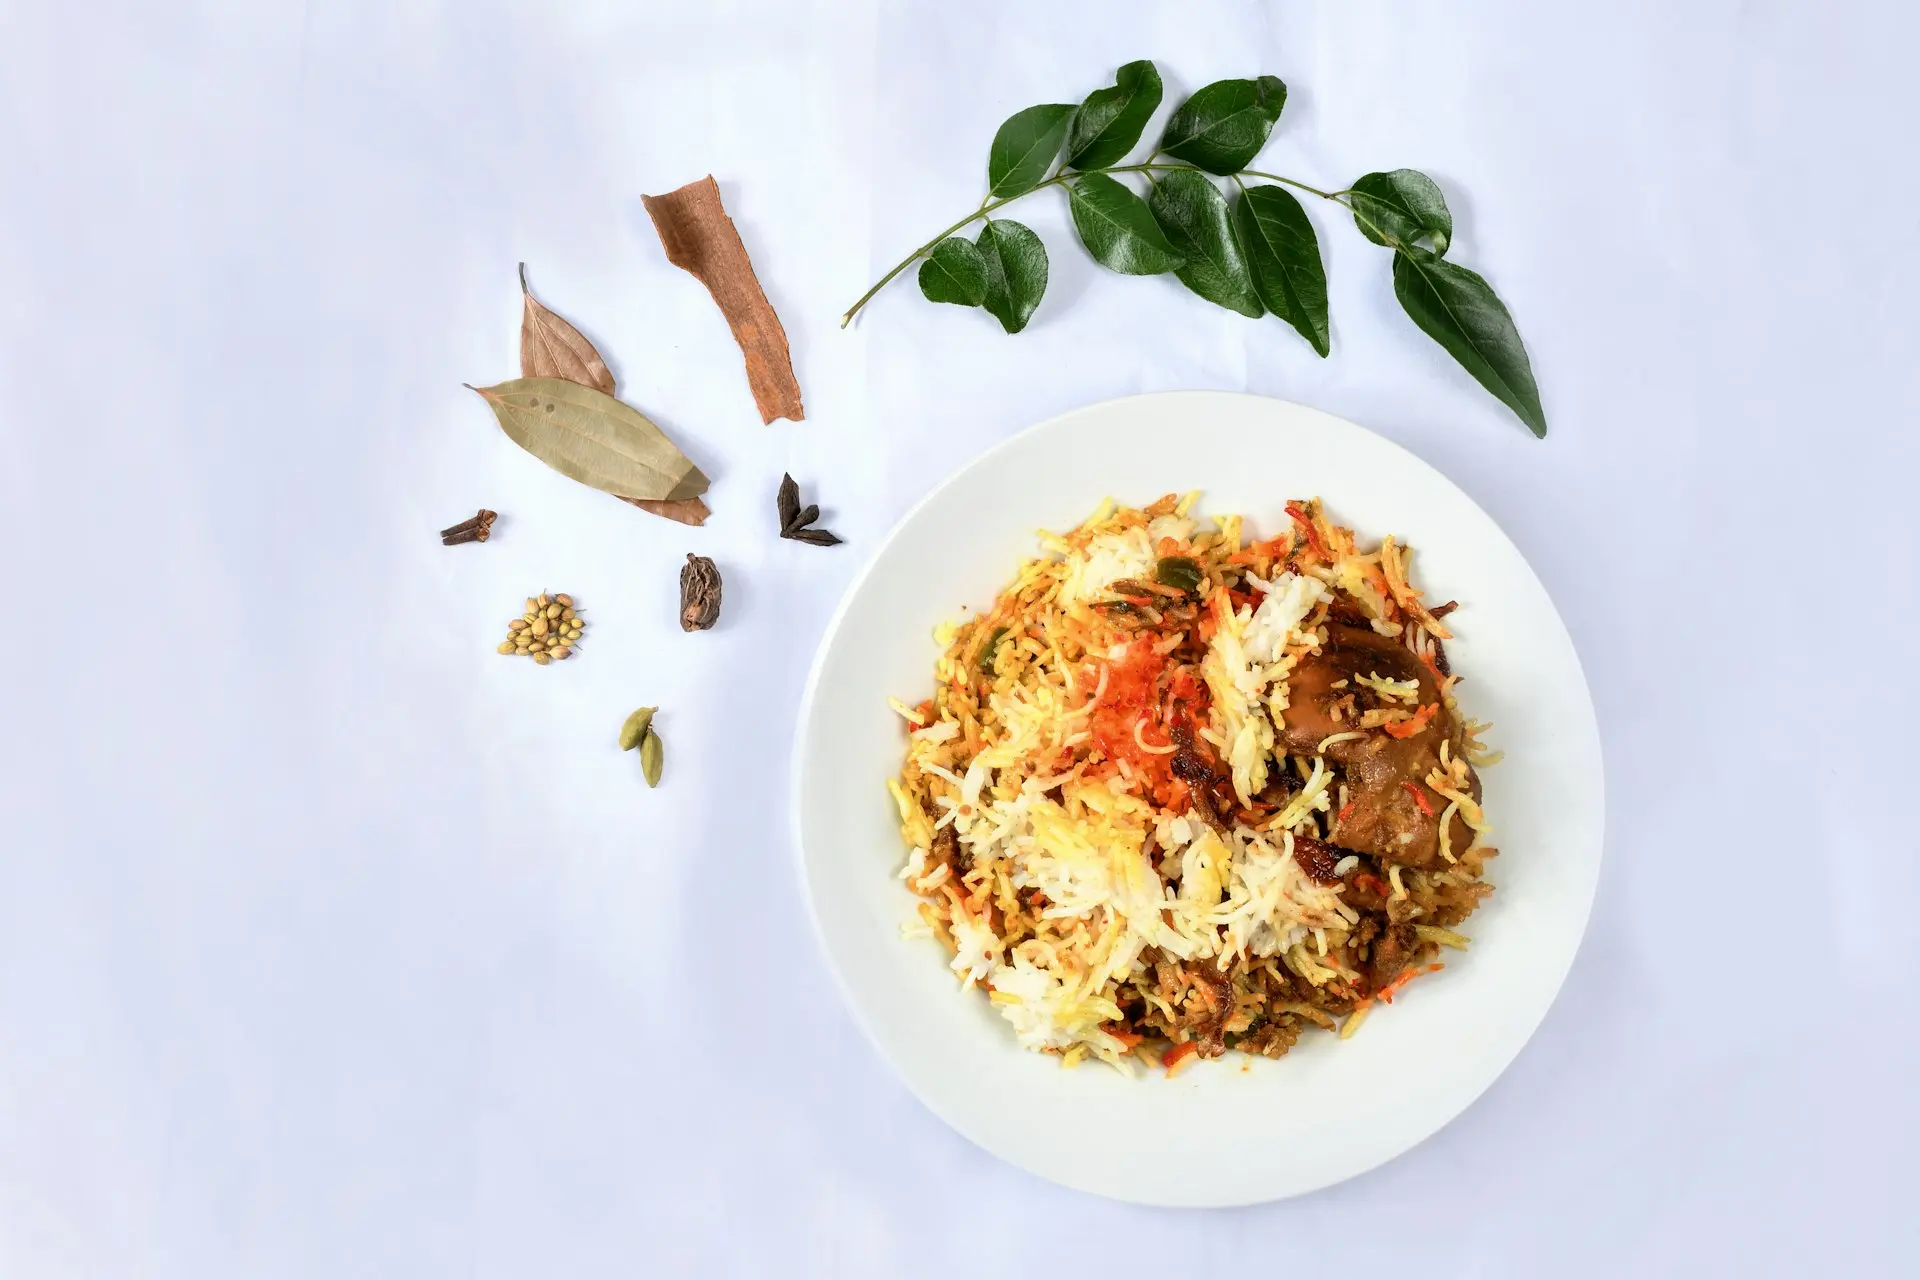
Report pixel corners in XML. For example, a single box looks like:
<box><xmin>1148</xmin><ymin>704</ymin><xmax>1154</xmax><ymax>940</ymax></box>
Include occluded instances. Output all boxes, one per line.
<box><xmin>620</xmin><ymin>495</ymin><xmax>711</xmax><ymax>526</ymax></box>
<box><xmin>468</xmin><ymin>378</ymin><xmax>708</xmax><ymax>502</ymax></box>
<box><xmin>518</xmin><ymin>264</ymin><xmax>615</xmax><ymax>395</ymax></box>
<box><xmin>642</xmin><ymin>177</ymin><xmax>804</xmax><ymax>425</ymax></box>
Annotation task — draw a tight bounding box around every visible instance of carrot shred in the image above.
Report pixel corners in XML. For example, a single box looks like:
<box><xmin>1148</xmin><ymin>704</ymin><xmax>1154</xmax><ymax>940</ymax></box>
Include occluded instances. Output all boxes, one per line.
<box><xmin>1336</xmin><ymin>800</ymin><xmax>1358</xmax><ymax>823</ymax></box>
<box><xmin>1377</xmin><ymin>962</ymin><xmax>1444</xmax><ymax>1004</ymax></box>
<box><xmin>1382</xmin><ymin>703</ymin><xmax>1438</xmax><ymax>739</ymax></box>
<box><xmin>1285</xmin><ymin>502</ymin><xmax>1328</xmax><ymax>560</ymax></box>
<box><xmin>1401</xmin><ymin>781</ymin><xmax>1434</xmax><ymax>816</ymax></box>
<box><xmin>1161</xmin><ymin>1040</ymin><xmax>1198</xmax><ymax>1070</ymax></box>
<box><xmin>1227</xmin><ymin>534</ymin><xmax>1289</xmax><ymax>566</ymax></box>
<box><xmin>1104</xmin><ymin>1025</ymin><xmax>1144</xmax><ymax>1049</ymax></box>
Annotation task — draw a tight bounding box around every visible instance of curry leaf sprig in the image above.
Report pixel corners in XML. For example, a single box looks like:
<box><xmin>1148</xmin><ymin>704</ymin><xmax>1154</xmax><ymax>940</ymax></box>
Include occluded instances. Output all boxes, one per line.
<box><xmin>841</xmin><ymin>60</ymin><xmax>1547</xmax><ymax>437</ymax></box>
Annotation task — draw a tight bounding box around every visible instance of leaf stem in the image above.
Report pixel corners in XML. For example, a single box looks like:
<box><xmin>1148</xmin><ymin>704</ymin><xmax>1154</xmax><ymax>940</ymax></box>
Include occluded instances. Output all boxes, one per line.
<box><xmin>1104</xmin><ymin>164</ymin><xmax>1346</xmax><ymax>203</ymax></box>
<box><xmin>841</xmin><ymin>174</ymin><xmax>1077</xmax><ymax>327</ymax></box>
<box><xmin>840</xmin><ymin>162</ymin><xmax>1350</xmax><ymax>326</ymax></box>
<box><xmin>1235</xmin><ymin>169</ymin><xmax>1348</xmax><ymax>202</ymax></box>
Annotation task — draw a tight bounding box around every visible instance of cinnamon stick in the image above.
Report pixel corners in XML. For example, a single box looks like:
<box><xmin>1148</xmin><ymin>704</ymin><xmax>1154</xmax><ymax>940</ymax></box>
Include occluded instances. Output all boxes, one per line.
<box><xmin>642</xmin><ymin>176</ymin><xmax>804</xmax><ymax>425</ymax></box>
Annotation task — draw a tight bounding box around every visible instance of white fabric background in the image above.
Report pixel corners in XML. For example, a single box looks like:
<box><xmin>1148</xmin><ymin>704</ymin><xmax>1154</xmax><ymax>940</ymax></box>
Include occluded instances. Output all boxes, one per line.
<box><xmin>3</xmin><ymin>1</ymin><xmax>1915</xmax><ymax>1275</ymax></box>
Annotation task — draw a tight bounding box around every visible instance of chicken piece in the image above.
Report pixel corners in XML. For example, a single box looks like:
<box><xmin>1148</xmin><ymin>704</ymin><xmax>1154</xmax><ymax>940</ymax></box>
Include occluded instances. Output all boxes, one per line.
<box><xmin>1367</xmin><ymin>920</ymin><xmax>1420</xmax><ymax>993</ymax></box>
<box><xmin>1183</xmin><ymin>963</ymin><xmax>1235</xmax><ymax>1058</ymax></box>
<box><xmin>931</xmin><ymin>822</ymin><xmax>970</xmax><ymax>877</ymax></box>
<box><xmin>1281</xmin><ymin>623</ymin><xmax>1477</xmax><ymax>868</ymax></box>
<box><xmin>1334</xmin><ymin>735</ymin><xmax>1479</xmax><ymax>869</ymax></box>
<box><xmin>1279</xmin><ymin>622</ymin><xmax>1433</xmax><ymax>755</ymax></box>
<box><xmin>1169</xmin><ymin>719</ymin><xmax>1238</xmax><ymax>832</ymax></box>
<box><xmin>1341</xmin><ymin>864</ymin><xmax>1391</xmax><ymax>914</ymax></box>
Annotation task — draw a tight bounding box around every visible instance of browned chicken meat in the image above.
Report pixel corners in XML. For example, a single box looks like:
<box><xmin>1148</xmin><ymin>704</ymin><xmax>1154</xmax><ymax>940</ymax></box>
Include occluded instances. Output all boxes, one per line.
<box><xmin>1279</xmin><ymin>619</ymin><xmax>1478</xmax><ymax>869</ymax></box>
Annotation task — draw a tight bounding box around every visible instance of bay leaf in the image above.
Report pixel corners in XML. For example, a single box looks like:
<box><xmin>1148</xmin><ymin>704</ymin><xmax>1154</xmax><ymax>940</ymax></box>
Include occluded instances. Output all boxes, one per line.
<box><xmin>620</xmin><ymin>495</ymin><xmax>711</xmax><ymax>526</ymax></box>
<box><xmin>516</xmin><ymin>265</ymin><xmax>709</xmax><ymax>522</ymax></box>
<box><xmin>468</xmin><ymin>377</ymin><xmax>709</xmax><ymax>502</ymax></box>
<box><xmin>518</xmin><ymin>264</ymin><xmax>614</xmax><ymax>395</ymax></box>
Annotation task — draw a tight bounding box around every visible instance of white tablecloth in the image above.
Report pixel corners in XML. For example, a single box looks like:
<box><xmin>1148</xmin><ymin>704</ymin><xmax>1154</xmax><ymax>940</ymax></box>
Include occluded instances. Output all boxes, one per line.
<box><xmin>4</xmin><ymin>2</ymin><xmax>1914</xmax><ymax>1275</ymax></box>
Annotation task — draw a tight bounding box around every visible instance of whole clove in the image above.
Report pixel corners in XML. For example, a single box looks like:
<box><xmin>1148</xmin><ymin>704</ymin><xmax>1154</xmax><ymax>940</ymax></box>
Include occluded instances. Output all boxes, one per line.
<box><xmin>441</xmin><ymin>509</ymin><xmax>498</xmax><ymax>545</ymax></box>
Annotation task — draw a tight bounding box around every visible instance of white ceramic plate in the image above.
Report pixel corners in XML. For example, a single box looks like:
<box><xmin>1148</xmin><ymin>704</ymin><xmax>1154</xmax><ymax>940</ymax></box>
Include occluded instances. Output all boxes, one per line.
<box><xmin>793</xmin><ymin>392</ymin><xmax>1603</xmax><ymax>1206</ymax></box>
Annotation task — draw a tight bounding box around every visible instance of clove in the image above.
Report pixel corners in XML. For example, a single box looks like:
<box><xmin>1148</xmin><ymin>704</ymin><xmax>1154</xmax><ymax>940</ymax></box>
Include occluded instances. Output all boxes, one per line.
<box><xmin>441</xmin><ymin>509</ymin><xmax>498</xmax><ymax>545</ymax></box>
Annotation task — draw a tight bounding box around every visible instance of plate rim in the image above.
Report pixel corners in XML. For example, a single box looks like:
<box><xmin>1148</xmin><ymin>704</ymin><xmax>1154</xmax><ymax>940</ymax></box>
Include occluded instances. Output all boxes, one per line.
<box><xmin>792</xmin><ymin>389</ymin><xmax>1606</xmax><ymax>1206</ymax></box>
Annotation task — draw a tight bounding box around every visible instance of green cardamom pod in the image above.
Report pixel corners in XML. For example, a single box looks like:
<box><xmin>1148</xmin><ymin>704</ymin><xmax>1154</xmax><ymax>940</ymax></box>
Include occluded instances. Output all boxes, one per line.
<box><xmin>619</xmin><ymin>706</ymin><xmax>657</xmax><ymax>752</ymax></box>
<box><xmin>639</xmin><ymin>728</ymin><xmax>664</xmax><ymax>788</ymax></box>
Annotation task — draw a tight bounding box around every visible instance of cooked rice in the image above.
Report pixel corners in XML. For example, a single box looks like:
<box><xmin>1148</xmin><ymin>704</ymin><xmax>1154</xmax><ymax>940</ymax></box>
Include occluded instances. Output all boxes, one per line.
<box><xmin>890</xmin><ymin>495</ymin><xmax>1499</xmax><ymax>1075</ymax></box>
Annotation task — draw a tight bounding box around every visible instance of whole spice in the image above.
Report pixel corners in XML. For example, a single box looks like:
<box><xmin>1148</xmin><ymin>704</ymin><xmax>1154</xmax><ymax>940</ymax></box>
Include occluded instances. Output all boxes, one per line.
<box><xmin>619</xmin><ymin>706</ymin><xmax>657</xmax><ymax>752</ymax></box>
<box><xmin>639</xmin><ymin>725</ymin><xmax>665</xmax><ymax>788</ymax></box>
<box><xmin>441</xmin><ymin>509</ymin><xmax>497</xmax><ymax>546</ymax></box>
<box><xmin>841</xmin><ymin>60</ymin><xmax>1547</xmax><ymax>437</ymax></box>
<box><xmin>497</xmin><ymin>591</ymin><xmax>585</xmax><ymax>663</ymax></box>
<box><xmin>776</xmin><ymin>474</ymin><xmax>842</xmax><ymax>545</ymax></box>
<box><xmin>680</xmin><ymin>554</ymin><xmax>722</xmax><ymax>632</ymax></box>
<box><xmin>776</xmin><ymin>473</ymin><xmax>800</xmax><ymax>530</ymax></box>
<box><xmin>617</xmin><ymin>705</ymin><xmax>666</xmax><ymax>787</ymax></box>
<box><xmin>643</xmin><ymin>176</ymin><xmax>805</xmax><ymax>425</ymax></box>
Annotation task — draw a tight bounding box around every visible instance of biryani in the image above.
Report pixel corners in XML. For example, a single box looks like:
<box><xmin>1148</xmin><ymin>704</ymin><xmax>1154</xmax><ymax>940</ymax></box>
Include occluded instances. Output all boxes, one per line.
<box><xmin>887</xmin><ymin>494</ymin><xmax>1499</xmax><ymax>1075</ymax></box>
